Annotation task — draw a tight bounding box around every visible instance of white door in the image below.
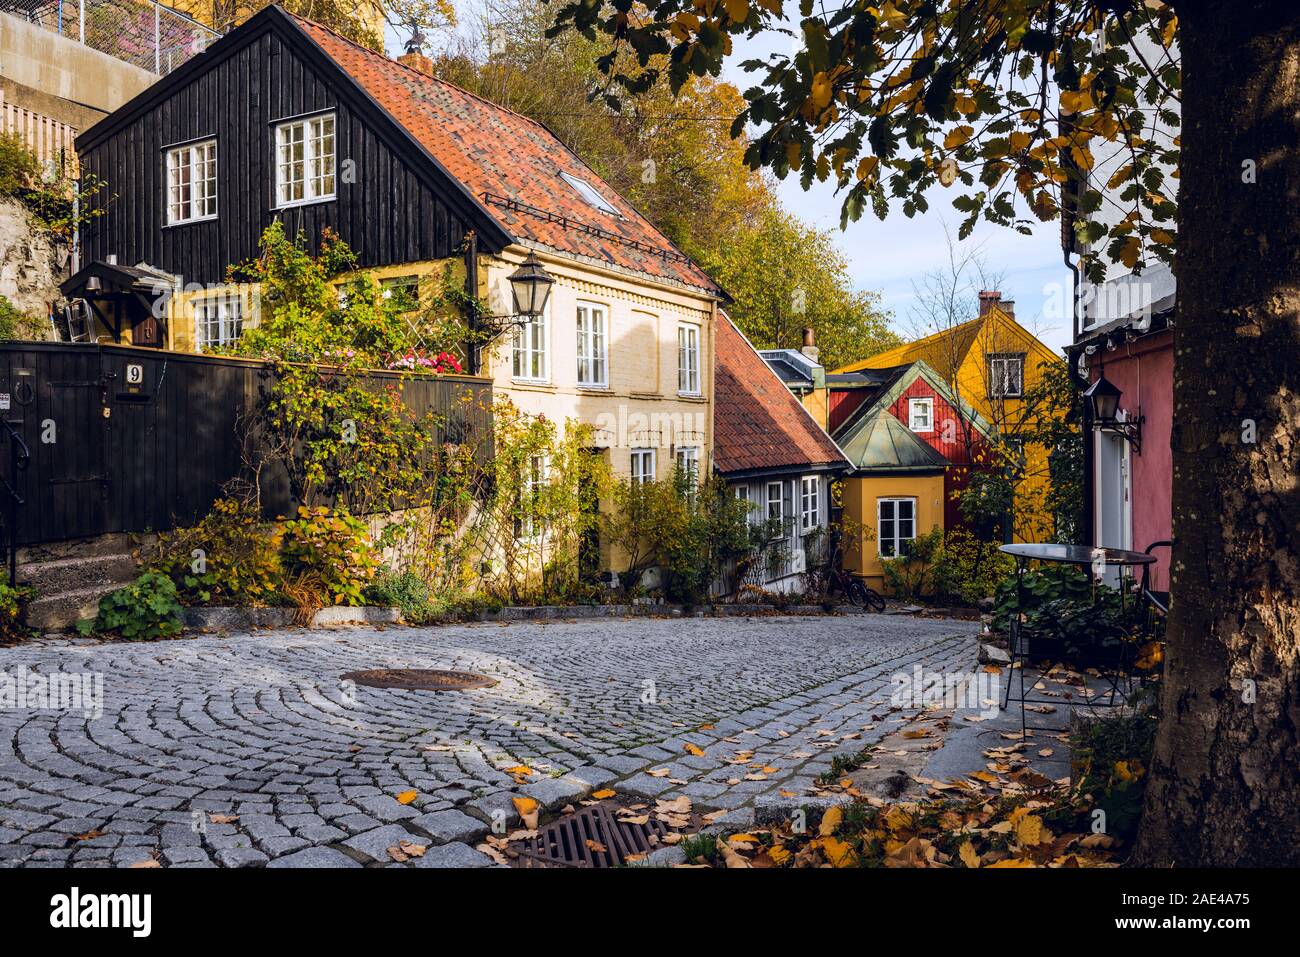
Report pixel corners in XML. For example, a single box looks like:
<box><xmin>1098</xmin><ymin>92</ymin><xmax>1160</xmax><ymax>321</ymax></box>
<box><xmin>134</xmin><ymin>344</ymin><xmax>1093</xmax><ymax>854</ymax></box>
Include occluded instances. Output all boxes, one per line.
<box><xmin>1094</xmin><ymin>429</ymin><xmax>1132</xmax><ymax>584</ymax></box>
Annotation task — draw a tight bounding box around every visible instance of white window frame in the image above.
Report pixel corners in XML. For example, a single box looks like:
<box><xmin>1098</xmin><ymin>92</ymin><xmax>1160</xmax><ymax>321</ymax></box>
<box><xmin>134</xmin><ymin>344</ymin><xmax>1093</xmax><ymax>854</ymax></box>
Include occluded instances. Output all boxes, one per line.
<box><xmin>800</xmin><ymin>476</ymin><xmax>821</xmax><ymax>532</ymax></box>
<box><xmin>515</xmin><ymin>453</ymin><xmax>549</xmax><ymax>540</ymax></box>
<box><xmin>877</xmin><ymin>497</ymin><xmax>917</xmax><ymax>558</ymax></box>
<box><xmin>989</xmin><ymin>354</ymin><xmax>1026</xmax><ymax>398</ymax></box>
<box><xmin>381</xmin><ymin>275</ymin><xmax>421</xmax><ymax>312</ymax></box>
<box><xmin>908</xmin><ymin>397</ymin><xmax>934</xmax><ymax>433</ymax></box>
<box><xmin>678</xmin><ymin>323</ymin><xmax>701</xmax><ymax>396</ymax></box>
<box><xmin>165</xmin><ymin>138</ymin><xmax>218</xmax><ymax>225</ymax></box>
<box><xmin>274</xmin><ymin>112</ymin><xmax>336</xmax><ymax>209</ymax></box>
<box><xmin>675</xmin><ymin>446</ymin><xmax>699</xmax><ymax>481</ymax></box>
<box><xmin>766</xmin><ymin>480</ymin><xmax>784</xmax><ymax>522</ymax></box>
<box><xmin>512</xmin><ymin>304</ymin><xmax>549</xmax><ymax>383</ymax></box>
<box><xmin>193</xmin><ymin>295</ymin><xmax>243</xmax><ymax>351</ymax></box>
<box><xmin>630</xmin><ymin>448</ymin><xmax>655</xmax><ymax>485</ymax></box>
<box><xmin>576</xmin><ymin>302</ymin><xmax>608</xmax><ymax>388</ymax></box>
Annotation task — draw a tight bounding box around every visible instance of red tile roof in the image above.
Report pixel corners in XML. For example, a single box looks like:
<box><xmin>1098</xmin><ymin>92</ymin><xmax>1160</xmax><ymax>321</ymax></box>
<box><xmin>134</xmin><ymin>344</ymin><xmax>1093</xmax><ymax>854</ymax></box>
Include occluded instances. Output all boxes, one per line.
<box><xmin>293</xmin><ymin>16</ymin><xmax>721</xmax><ymax>295</ymax></box>
<box><xmin>713</xmin><ymin>313</ymin><xmax>849</xmax><ymax>477</ymax></box>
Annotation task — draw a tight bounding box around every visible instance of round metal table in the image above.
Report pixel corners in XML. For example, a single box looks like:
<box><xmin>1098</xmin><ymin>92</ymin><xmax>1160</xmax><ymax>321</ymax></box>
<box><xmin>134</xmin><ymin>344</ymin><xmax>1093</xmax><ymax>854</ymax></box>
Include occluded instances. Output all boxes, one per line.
<box><xmin>996</xmin><ymin>543</ymin><xmax>1157</xmax><ymax>733</ymax></box>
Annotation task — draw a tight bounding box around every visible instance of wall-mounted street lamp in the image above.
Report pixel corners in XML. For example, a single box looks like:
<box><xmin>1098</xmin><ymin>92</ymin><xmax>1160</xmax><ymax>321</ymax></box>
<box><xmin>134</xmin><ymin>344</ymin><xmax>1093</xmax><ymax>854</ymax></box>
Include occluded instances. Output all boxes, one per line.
<box><xmin>476</xmin><ymin>252</ymin><xmax>555</xmax><ymax>338</ymax></box>
<box><xmin>1083</xmin><ymin>372</ymin><xmax>1143</xmax><ymax>453</ymax></box>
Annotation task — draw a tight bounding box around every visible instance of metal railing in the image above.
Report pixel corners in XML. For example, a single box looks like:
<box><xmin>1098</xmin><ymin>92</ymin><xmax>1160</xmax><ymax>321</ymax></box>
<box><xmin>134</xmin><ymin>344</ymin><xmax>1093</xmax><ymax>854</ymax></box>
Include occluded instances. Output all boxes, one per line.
<box><xmin>1</xmin><ymin>0</ymin><xmax>221</xmax><ymax>76</ymax></box>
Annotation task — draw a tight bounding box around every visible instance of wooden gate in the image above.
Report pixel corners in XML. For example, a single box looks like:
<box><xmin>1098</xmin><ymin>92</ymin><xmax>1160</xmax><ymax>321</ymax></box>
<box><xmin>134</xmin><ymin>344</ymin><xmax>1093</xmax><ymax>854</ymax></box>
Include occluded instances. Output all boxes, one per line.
<box><xmin>0</xmin><ymin>342</ymin><xmax>493</xmax><ymax>547</ymax></box>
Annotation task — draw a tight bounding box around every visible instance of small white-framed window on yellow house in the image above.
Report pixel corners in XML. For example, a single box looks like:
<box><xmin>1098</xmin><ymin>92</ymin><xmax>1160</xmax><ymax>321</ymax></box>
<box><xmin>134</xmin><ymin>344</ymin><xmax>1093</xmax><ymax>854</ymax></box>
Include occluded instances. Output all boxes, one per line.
<box><xmin>678</xmin><ymin>323</ymin><xmax>701</xmax><ymax>395</ymax></box>
<box><xmin>275</xmin><ymin>112</ymin><xmax>336</xmax><ymax>208</ymax></box>
<box><xmin>878</xmin><ymin>497</ymin><xmax>917</xmax><ymax>557</ymax></box>
<box><xmin>800</xmin><ymin>475</ymin><xmax>821</xmax><ymax>532</ymax></box>
<box><xmin>576</xmin><ymin>302</ymin><xmax>608</xmax><ymax>387</ymax></box>
<box><xmin>512</xmin><ymin>306</ymin><xmax>548</xmax><ymax>382</ymax></box>
<box><xmin>630</xmin><ymin>448</ymin><xmax>655</xmax><ymax>484</ymax></box>
<box><xmin>988</xmin><ymin>354</ymin><xmax>1025</xmax><ymax>398</ymax></box>
<box><xmin>193</xmin><ymin>295</ymin><xmax>243</xmax><ymax>352</ymax></box>
<box><xmin>514</xmin><ymin>453</ymin><xmax>549</xmax><ymax>539</ymax></box>
<box><xmin>381</xmin><ymin>275</ymin><xmax>421</xmax><ymax>313</ymax></box>
<box><xmin>908</xmin><ymin>397</ymin><xmax>934</xmax><ymax>432</ymax></box>
<box><xmin>165</xmin><ymin>138</ymin><xmax>217</xmax><ymax>224</ymax></box>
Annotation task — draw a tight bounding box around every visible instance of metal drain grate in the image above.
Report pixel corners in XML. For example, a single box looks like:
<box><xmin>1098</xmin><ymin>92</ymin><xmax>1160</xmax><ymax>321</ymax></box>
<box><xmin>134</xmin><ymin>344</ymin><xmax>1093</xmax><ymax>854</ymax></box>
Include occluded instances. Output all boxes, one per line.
<box><xmin>340</xmin><ymin>669</ymin><xmax>498</xmax><ymax>691</ymax></box>
<box><xmin>516</xmin><ymin>804</ymin><xmax>672</xmax><ymax>868</ymax></box>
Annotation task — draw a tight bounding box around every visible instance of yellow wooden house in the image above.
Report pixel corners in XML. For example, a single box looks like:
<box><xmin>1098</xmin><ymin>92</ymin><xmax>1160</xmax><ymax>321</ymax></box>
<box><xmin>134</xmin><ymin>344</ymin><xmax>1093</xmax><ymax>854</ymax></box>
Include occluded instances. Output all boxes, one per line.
<box><xmin>834</xmin><ymin>293</ymin><xmax>1065</xmax><ymax>542</ymax></box>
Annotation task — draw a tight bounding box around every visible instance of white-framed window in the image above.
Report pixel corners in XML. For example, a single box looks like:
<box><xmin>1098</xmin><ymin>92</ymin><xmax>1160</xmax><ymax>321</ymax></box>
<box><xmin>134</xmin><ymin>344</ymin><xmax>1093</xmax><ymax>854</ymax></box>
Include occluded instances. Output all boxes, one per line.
<box><xmin>515</xmin><ymin>453</ymin><xmax>548</xmax><ymax>539</ymax></box>
<box><xmin>193</xmin><ymin>296</ymin><xmax>243</xmax><ymax>351</ymax></box>
<box><xmin>800</xmin><ymin>476</ymin><xmax>821</xmax><ymax>531</ymax></box>
<box><xmin>678</xmin><ymin>323</ymin><xmax>701</xmax><ymax>395</ymax></box>
<box><xmin>878</xmin><ymin>497</ymin><xmax>917</xmax><ymax>557</ymax></box>
<box><xmin>989</xmin><ymin>354</ymin><xmax>1025</xmax><ymax>397</ymax></box>
<box><xmin>165</xmin><ymin>139</ymin><xmax>217</xmax><ymax>224</ymax></box>
<box><xmin>766</xmin><ymin>480</ymin><xmax>784</xmax><ymax>521</ymax></box>
<box><xmin>559</xmin><ymin>170</ymin><xmax>620</xmax><ymax>215</ymax></box>
<box><xmin>675</xmin><ymin>446</ymin><xmax>699</xmax><ymax>481</ymax></box>
<box><xmin>630</xmin><ymin>448</ymin><xmax>655</xmax><ymax>485</ymax></box>
<box><xmin>381</xmin><ymin>275</ymin><xmax>421</xmax><ymax>313</ymax></box>
<box><xmin>275</xmin><ymin>113</ymin><xmax>336</xmax><ymax>207</ymax></box>
<box><xmin>512</xmin><ymin>309</ymin><xmax>548</xmax><ymax>382</ymax></box>
<box><xmin>576</xmin><ymin>302</ymin><xmax>608</xmax><ymax>387</ymax></box>
<box><xmin>908</xmin><ymin>397</ymin><xmax>934</xmax><ymax>432</ymax></box>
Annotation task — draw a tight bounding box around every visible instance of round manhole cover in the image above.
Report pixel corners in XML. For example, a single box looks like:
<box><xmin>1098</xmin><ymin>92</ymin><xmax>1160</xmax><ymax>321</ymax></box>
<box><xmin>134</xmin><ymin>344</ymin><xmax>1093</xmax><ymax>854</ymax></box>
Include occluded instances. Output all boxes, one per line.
<box><xmin>340</xmin><ymin>669</ymin><xmax>498</xmax><ymax>691</ymax></box>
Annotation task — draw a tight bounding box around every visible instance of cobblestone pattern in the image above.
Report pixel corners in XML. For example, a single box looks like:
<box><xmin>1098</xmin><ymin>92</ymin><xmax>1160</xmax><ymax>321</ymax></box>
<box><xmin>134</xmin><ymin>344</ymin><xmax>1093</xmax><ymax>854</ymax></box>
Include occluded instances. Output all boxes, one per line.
<box><xmin>0</xmin><ymin>615</ymin><xmax>978</xmax><ymax>867</ymax></box>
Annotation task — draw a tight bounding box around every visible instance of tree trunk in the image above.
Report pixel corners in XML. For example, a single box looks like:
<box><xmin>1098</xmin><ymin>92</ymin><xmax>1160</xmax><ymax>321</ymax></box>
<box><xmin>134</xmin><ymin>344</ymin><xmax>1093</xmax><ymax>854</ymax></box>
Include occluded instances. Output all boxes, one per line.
<box><xmin>1134</xmin><ymin>0</ymin><xmax>1300</xmax><ymax>866</ymax></box>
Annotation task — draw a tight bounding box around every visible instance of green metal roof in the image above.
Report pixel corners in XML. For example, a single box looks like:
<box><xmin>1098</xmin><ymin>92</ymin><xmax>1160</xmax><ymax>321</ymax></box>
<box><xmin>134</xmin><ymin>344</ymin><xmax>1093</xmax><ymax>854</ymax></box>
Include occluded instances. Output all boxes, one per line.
<box><xmin>837</xmin><ymin>410</ymin><xmax>949</xmax><ymax>473</ymax></box>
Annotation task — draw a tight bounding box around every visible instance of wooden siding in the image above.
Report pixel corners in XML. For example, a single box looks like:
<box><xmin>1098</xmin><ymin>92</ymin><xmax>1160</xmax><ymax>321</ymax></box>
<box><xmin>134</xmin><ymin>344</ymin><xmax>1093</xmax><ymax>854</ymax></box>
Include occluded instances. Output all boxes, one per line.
<box><xmin>0</xmin><ymin>342</ymin><xmax>492</xmax><ymax>546</ymax></box>
<box><xmin>886</xmin><ymin>378</ymin><xmax>984</xmax><ymax>466</ymax></box>
<box><xmin>78</xmin><ymin>28</ymin><xmax>473</xmax><ymax>284</ymax></box>
<box><xmin>1</xmin><ymin>91</ymin><xmax>78</xmax><ymax>175</ymax></box>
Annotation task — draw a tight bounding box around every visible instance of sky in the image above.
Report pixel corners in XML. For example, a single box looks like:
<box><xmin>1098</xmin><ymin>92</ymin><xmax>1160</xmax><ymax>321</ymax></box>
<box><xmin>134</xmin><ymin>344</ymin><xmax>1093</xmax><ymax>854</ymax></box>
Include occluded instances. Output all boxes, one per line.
<box><xmin>391</xmin><ymin>8</ymin><xmax>1075</xmax><ymax>356</ymax></box>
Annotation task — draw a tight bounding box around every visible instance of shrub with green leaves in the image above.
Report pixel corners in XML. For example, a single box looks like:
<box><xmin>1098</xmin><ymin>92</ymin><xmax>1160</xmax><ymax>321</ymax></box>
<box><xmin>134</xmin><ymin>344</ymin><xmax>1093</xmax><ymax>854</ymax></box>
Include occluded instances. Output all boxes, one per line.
<box><xmin>0</xmin><ymin>582</ymin><xmax>33</xmax><ymax>642</ymax></box>
<box><xmin>880</xmin><ymin>526</ymin><xmax>946</xmax><ymax>600</ymax></box>
<box><xmin>992</xmin><ymin>563</ymin><xmax>1131</xmax><ymax>666</ymax></box>
<box><xmin>280</xmin><ymin>506</ymin><xmax>378</xmax><ymax>607</ymax></box>
<box><xmin>79</xmin><ymin>573</ymin><xmax>184</xmax><ymax>641</ymax></box>
<box><xmin>936</xmin><ymin>528</ymin><xmax>1016</xmax><ymax>605</ymax></box>
<box><xmin>150</xmin><ymin>497</ymin><xmax>284</xmax><ymax>607</ymax></box>
<box><xmin>1070</xmin><ymin>709</ymin><xmax>1159</xmax><ymax>842</ymax></box>
<box><xmin>364</xmin><ymin>568</ymin><xmax>434</xmax><ymax>622</ymax></box>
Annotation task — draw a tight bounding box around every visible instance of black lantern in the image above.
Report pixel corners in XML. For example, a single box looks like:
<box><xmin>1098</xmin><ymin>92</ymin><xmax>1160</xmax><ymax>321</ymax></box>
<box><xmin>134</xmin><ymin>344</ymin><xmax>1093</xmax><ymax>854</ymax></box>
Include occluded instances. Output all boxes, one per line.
<box><xmin>1083</xmin><ymin>373</ymin><xmax>1122</xmax><ymax>423</ymax></box>
<box><xmin>1083</xmin><ymin>372</ymin><xmax>1143</xmax><ymax>451</ymax></box>
<box><xmin>508</xmin><ymin>252</ymin><xmax>553</xmax><ymax>319</ymax></box>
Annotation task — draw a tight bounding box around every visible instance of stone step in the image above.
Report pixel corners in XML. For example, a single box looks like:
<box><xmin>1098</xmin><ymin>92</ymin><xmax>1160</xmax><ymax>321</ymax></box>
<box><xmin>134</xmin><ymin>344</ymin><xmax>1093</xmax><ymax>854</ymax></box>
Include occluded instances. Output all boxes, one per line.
<box><xmin>25</xmin><ymin>583</ymin><xmax>119</xmax><ymax>631</ymax></box>
<box><xmin>17</xmin><ymin>551</ymin><xmax>139</xmax><ymax>596</ymax></box>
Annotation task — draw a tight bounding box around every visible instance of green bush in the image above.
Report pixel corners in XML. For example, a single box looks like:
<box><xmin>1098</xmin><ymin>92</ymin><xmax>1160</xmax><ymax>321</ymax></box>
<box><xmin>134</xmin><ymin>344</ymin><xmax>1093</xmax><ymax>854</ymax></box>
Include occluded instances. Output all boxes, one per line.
<box><xmin>79</xmin><ymin>572</ymin><xmax>184</xmax><ymax>641</ymax></box>
<box><xmin>364</xmin><ymin>568</ymin><xmax>434</xmax><ymax>622</ymax></box>
<box><xmin>935</xmin><ymin>528</ymin><xmax>1016</xmax><ymax>605</ymax></box>
<box><xmin>880</xmin><ymin>526</ymin><xmax>945</xmax><ymax>600</ymax></box>
<box><xmin>0</xmin><ymin>582</ymin><xmax>33</xmax><ymax>641</ymax></box>
<box><xmin>992</xmin><ymin>563</ymin><xmax>1131</xmax><ymax>666</ymax></box>
<box><xmin>151</xmin><ymin>497</ymin><xmax>284</xmax><ymax>606</ymax></box>
<box><xmin>1070</xmin><ymin>709</ymin><xmax>1159</xmax><ymax>841</ymax></box>
<box><xmin>280</xmin><ymin>506</ymin><xmax>378</xmax><ymax>607</ymax></box>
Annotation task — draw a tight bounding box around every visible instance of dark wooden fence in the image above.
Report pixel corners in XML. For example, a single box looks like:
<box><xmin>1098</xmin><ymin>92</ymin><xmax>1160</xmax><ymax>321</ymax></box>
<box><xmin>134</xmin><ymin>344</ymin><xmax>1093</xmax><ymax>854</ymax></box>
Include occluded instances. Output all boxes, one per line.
<box><xmin>0</xmin><ymin>342</ymin><xmax>493</xmax><ymax>547</ymax></box>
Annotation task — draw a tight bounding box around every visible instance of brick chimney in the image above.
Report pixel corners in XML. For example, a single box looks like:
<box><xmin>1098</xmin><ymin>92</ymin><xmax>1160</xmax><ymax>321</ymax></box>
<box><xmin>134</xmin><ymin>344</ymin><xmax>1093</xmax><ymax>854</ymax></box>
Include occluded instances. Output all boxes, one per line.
<box><xmin>397</xmin><ymin>51</ymin><xmax>434</xmax><ymax>76</ymax></box>
<box><xmin>800</xmin><ymin>326</ymin><xmax>820</xmax><ymax>363</ymax></box>
<box><xmin>978</xmin><ymin>289</ymin><xmax>1014</xmax><ymax>318</ymax></box>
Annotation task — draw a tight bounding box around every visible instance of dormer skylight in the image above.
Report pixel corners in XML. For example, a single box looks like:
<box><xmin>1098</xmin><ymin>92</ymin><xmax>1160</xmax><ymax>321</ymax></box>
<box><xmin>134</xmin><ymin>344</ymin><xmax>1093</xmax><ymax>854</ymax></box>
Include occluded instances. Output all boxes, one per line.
<box><xmin>559</xmin><ymin>171</ymin><xmax>620</xmax><ymax>216</ymax></box>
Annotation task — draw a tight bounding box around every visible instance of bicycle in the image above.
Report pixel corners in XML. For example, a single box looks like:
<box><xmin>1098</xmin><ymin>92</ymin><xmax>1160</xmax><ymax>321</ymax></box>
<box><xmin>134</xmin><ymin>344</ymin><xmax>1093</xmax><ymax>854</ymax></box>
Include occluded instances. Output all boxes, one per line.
<box><xmin>826</xmin><ymin>566</ymin><xmax>886</xmax><ymax>613</ymax></box>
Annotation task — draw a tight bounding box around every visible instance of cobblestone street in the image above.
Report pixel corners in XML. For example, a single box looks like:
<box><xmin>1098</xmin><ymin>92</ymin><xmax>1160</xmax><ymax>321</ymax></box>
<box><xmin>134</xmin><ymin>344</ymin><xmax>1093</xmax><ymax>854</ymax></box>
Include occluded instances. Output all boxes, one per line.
<box><xmin>0</xmin><ymin>614</ymin><xmax>979</xmax><ymax>868</ymax></box>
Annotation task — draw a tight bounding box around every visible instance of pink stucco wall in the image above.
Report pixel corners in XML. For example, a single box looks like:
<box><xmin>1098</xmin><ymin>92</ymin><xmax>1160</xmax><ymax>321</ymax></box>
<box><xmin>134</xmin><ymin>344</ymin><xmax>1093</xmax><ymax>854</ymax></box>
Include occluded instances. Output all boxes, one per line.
<box><xmin>1089</xmin><ymin>329</ymin><xmax>1174</xmax><ymax>590</ymax></box>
